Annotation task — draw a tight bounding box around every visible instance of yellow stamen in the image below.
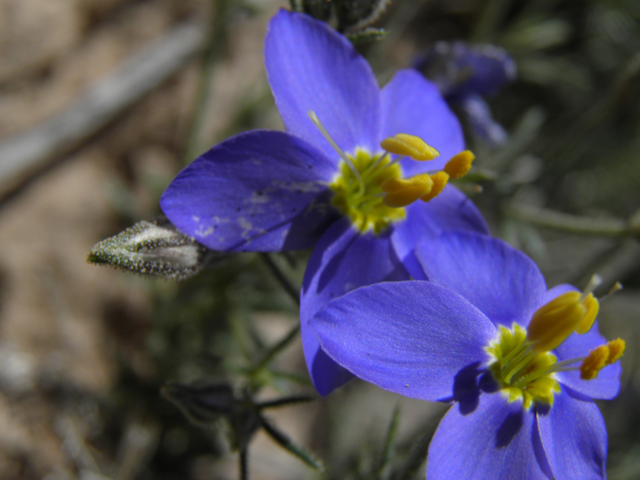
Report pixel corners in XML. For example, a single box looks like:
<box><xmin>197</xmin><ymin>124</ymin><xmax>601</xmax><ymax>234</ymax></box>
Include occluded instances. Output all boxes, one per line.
<box><xmin>380</xmin><ymin>134</ymin><xmax>440</xmax><ymax>161</ymax></box>
<box><xmin>574</xmin><ymin>293</ymin><xmax>599</xmax><ymax>334</ymax></box>
<box><xmin>527</xmin><ymin>291</ymin><xmax>600</xmax><ymax>352</ymax></box>
<box><xmin>606</xmin><ymin>338</ymin><xmax>625</xmax><ymax>364</ymax></box>
<box><xmin>580</xmin><ymin>345</ymin><xmax>610</xmax><ymax>380</ymax></box>
<box><xmin>486</xmin><ymin>324</ymin><xmax>561</xmax><ymax>409</ymax></box>
<box><xmin>420</xmin><ymin>171</ymin><xmax>449</xmax><ymax>202</ymax></box>
<box><xmin>328</xmin><ymin>128</ymin><xmax>475</xmax><ymax>217</ymax></box>
<box><xmin>444</xmin><ymin>150</ymin><xmax>475</xmax><ymax>179</ymax></box>
<box><xmin>382</xmin><ymin>174</ymin><xmax>433</xmax><ymax>208</ymax></box>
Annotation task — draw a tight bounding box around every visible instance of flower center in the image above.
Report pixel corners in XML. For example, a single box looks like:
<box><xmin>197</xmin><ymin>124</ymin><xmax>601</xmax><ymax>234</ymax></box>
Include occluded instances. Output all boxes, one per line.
<box><xmin>308</xmin><ymin>111</ymin><xmax>475</xmax><ymax>234</ymax></box>
<box><xmin>485</xmin><ymin>276</ymin><xmax>625</xmax><ymax>410</ymax></box>
<box><xmin>329</xmin><ymin>149</ymin><xmax>406</xmax><ymax>234</ymax></box>
<box><xmin>486</xmin><ymin>324</ymin><xmax>561</xmax><ymax>410</ymax></box>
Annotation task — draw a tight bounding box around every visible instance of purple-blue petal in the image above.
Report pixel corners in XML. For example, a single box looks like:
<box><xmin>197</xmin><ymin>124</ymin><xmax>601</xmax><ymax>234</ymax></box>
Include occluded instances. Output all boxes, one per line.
<box><xmin>554</xmin><ymin>321</ymin><xmax>621</xmax><ymax>400</ymax></box>
<box><xmin>265</xmin><ymin>10</ymin><xmax>381</xmax><ymax>159</ymax></box>
<box><xmin>300</xmin><ymin>218</ymin><xmax>409</xmax><ymax>395</ymax></box>
<box><xmin>160</xmin><ymin>130</ymin><xmax>339</xmax><ymax>252</ymax></box>
<box><xmin>537</xmin><ymin>388</ymin><xmax>607</xmax><ymax>480</ymax></box>
<box><xmin>310</xmin><ymin>280</ymin><xmax>497</xmax><ymax>402</ymax></box>
<box><xmin>414</xmin><ymin>41</ymin><xmax>517</xmax><ymax>99</ymax></box>
<box><xmin>380</xmin><ymin>69</ymin><xmax>465</xmax><ymax>175</ymax></box>
<box><xmin>427</xmin><ymin>393</ymin><xmax>552</xmax><ymax>480</ymax></box>
<box><xmin>391</xmin><ymin>186</ymin><xmax>489</xmax><ymax>278</ymax></box>
<box><xmin>416</xmin><ymin>231</ymin><xmax>545</xmax><ymax>328</ymax></box>
<box><xmin>459</xmin><ymin>94</ymin><xmax>509</xmax><ymax>146</ymax></box>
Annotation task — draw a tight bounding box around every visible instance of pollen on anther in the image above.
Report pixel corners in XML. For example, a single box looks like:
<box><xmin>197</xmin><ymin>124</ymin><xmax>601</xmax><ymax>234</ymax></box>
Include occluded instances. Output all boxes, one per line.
<box><xmin>444</xmin><ymin>150</ymin><xmax>475</xmax><ymax>179</ymax></box>
<box><xmin>382</xmin><ymin>174</ymin><xmax>433</xmax><ymax>208</ymax></box>
<box><xmin>575</xmin><ymin>293</ymin><xmax>599</xmax><ymax>334</ymax></box>
<box><xmin>380</xmin><ymin>134</ymin><xmax>439</xmax><ymax>161</ymax></box>
<box><xmin>606</xmin><ymin>339</ymin><xmax>625</xmax><ymax>364</ymax></box>
<box><xmin>420</xmin><ymin>171</ymin><xmax>449</xmax><ymax>202</ymax></box>
<box><xmin>580</xmin><ymin>345</ymin><xmax>609</xmax><ymax>380</ymax></box>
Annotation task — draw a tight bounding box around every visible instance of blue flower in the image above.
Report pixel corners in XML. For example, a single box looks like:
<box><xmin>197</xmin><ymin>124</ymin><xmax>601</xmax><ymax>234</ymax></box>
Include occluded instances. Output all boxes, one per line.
<box><xmin>311</xmin><ymin>231</ymin><xmax>623</xmax><ymax>479</ymax></box>
<box><xmin>160</xmin><ymin>10</ymin><xmax>488</xmax><ymax>396</ymax></box>
<box><xmin>415</xmin><ymin>41</ymin><xmax>517</xmax><ymax>146</ymax></box>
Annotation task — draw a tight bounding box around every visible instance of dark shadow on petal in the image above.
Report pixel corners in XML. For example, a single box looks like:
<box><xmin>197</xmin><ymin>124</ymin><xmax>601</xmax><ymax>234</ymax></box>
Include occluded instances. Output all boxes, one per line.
<box><xmin>224</xmin><ymin>190</ymin><xmax>340</xmax><ymax>252</ymax></box>
<box><xmin>535</xmin><ymin>402</ymin><xmax>551</xmax><ymax>417</ymax></box>
<box><xmin>479</xmin><ymin>370</ymin><xmax>500</xmax><ymax>393</ymax></box>
<box><xmin>441</xmin><ymin>365</ymin><xmax>500</xmax><ymax>415</ymax></box>
<box><xmin>399</xmin><ymin>249</ymin><xmax>429</xmax><ymax>281</ymax></box>
<box><xmin>450</xmin><ymin>362</ymin><xmax>484</xmax><ymax>415</ymax></box>
<box><xmin>316</xmin><ymin>230</ymin><xmax>358</xmax><ymax>293</ymax></box>
<box><xmin>282</xmin><ymin>190</ymin><xmax>340</xmax><ymax>250</ymax></box>
<box><xmin>314</xmin><ymin>226</ymin><xmax>407</xmax><ymax>297</ymax></box>
<box><xmin>495</xmin><ymin>410</ymin><xmax>523</xmax><ymax>448</ymax></box>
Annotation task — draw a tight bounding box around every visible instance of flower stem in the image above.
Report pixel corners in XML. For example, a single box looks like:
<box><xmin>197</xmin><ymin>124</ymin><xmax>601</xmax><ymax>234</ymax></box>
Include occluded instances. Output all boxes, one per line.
<box><xmin>259</xmin><ymin>253</ymin><xmax>300</xmax><ymax>306</ymax></box>
<box><xmin>506</xmin><ymin>203</ymin><xmax>640</xmax><ymax>239</ymax></box>
<box><xmin>239</xmin><ymin>447</ymin><xmax>248</xmax><ymax>480</ymax></box>
<box><xmin>392</xmin><ymin>430</ymin><xmax>432</xmax><ymax>480</ymax></box>
<box><xmin>256</xmin><ymin>395</ymin><xmax>316</xmax><ymax>410</ymax></box>
<box><xmin>252</xmin><ymin>323</ymin><xmax>301</xmax><ymax>373</ymax></box>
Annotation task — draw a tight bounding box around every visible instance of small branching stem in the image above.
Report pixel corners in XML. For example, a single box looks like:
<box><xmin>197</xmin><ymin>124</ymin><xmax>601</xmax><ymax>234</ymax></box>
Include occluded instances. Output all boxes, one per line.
<box><xmin>251</xmin><ymin>324</ymin><xmax>301</xmax><ymax>373</ymax></box>
<box><xmin>259</xmin><ymin>253</ymin><xmax>300</xmax><ymax>306</ymax></box>
<box><xmin>506</xmin><ymin>204</ymin><xmax>640</xmax><ymax>240</ymax></box>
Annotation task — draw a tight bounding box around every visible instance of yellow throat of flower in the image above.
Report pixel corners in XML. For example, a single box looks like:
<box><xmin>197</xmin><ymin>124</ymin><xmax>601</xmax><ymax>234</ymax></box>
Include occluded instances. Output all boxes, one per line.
<box><xmin>307</xmin><ymin>112</ymin><xmax>474</xmax><ymax>234</ymax></box>
<box><xmin>329</xmin><ymin>149</ymin><xmax>406</xmax><ymax>234</ymax></box>
<box><xmin>485</xmin><ymin>276</ymin><xmax>625</xmax><ymax>410</ymax></box>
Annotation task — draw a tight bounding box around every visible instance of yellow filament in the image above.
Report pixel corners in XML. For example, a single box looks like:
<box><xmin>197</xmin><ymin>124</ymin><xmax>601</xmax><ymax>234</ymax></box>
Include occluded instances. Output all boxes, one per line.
<box><xmin>420</xmin><ymin>171</ymin><xmax>449</xmax><ymax>202</ymax></box>
<box><xmin>380</xmin><ymin>134</ymin><xmax>440</xmax><ymax>161</ymax></box>
<box><xmin>382</xmin><ymin>174</ymin><xmax>433</xmax><ymax>208</ymax></box>
<box><xmin>444</xmin><ymin>150</ymin><xmax>475</xmax><ymax>179</ymax></box>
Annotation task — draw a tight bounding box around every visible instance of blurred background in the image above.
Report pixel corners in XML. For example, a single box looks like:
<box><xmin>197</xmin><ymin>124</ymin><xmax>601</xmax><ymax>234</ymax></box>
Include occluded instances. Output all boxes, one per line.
<box><xmin>0</xmin><ymin>0</ymin><xmax>638</xmax><ymax>478</ymax></box>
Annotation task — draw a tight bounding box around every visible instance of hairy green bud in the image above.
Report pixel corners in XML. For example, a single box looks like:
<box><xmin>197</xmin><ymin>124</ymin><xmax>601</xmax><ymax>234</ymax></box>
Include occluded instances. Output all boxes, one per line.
<box><xmin>87</xmin><ymin>217</ymin><xmax>225</xmax><ymax>280</ymax></box>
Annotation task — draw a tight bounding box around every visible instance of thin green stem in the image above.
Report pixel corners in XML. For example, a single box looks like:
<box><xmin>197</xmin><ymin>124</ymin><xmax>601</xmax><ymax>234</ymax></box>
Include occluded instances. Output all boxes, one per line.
<box><xmin>392</xmin><ymin>430</ymin><xmax>432</xmax><ymax>480</ymax></box>
<box><xmin>252</xmin><ymin>323</ymin><xmax>301</xmax><ymax>373</ymax></box>
<box><xmin>240</xmin><ymin>447</ymin><xmax>248</xmax><ymax>480</ymax></box>
<box><xmin>268</xmin><ymin>369</ymin><xmax>312</xmax><ymax>386</ymax></box>
<box><xmin>259</xmin><ymin>253</ymin><xmax>300</xmax><ymax>306</ymax></box>
<box><xmin>259</xmin><ymin>414</ymin><xmax>323</xmax><ymax>470</ymax></box>
<box><xmin>376</xmin><ymin>404</ymin><xmax>401</xmax><ymax>477</ymax></box>
<box><xmin>257</xmin><ymin>395</ymin><xmax>316</xmax><ymax>410</ymax></box>
<box><xmin>506</xmin><ymin>203</ymin><xmax>639</xmax><ymax>239</ymax></box>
